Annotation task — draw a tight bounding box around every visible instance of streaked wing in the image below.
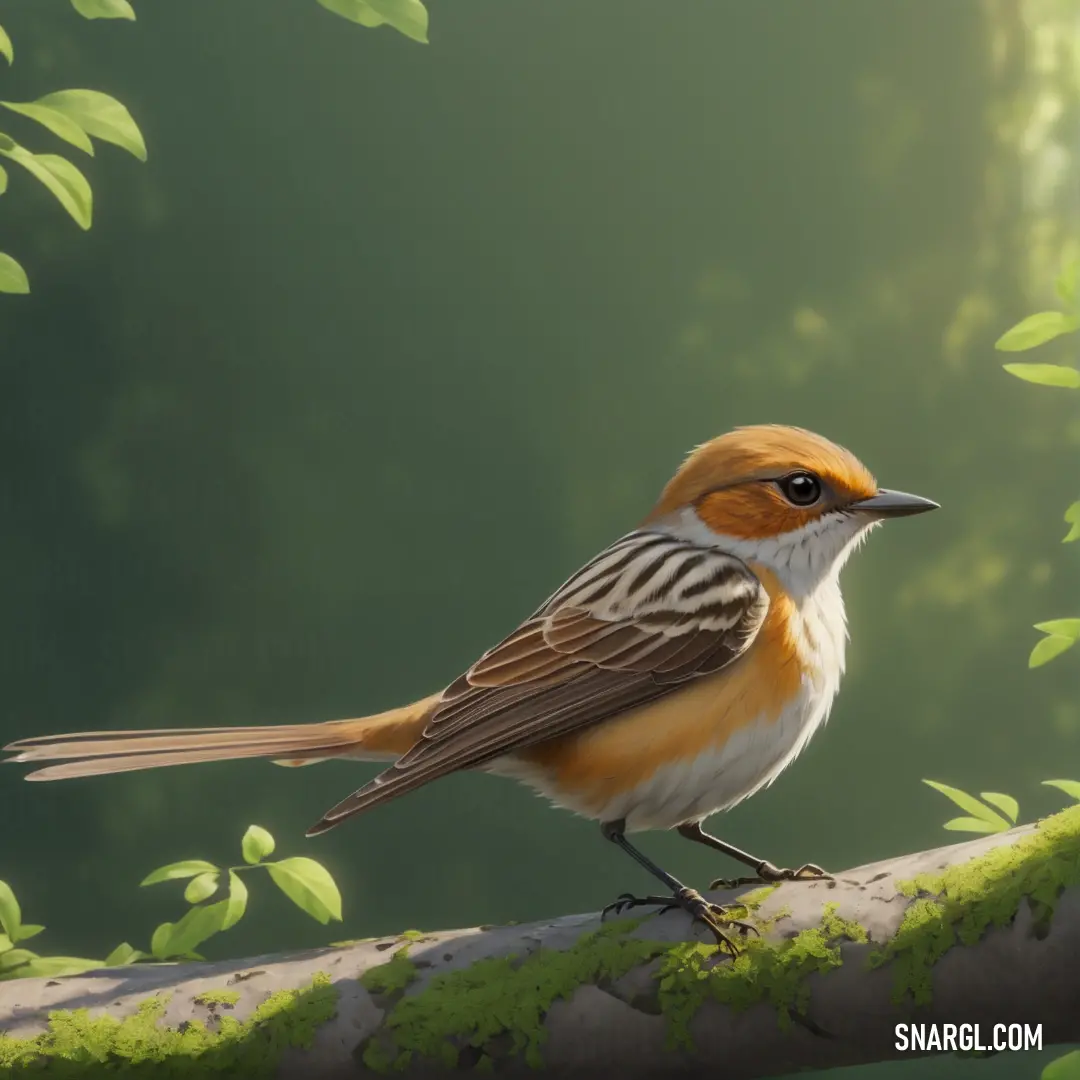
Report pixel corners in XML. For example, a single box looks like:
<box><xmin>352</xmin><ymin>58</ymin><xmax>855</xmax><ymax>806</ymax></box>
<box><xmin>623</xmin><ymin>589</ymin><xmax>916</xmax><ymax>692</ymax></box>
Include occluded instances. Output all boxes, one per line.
<box><xmin>309</xmin><ymin>531</ymin><xmax>768</xmax><ymax>833</ymax></box>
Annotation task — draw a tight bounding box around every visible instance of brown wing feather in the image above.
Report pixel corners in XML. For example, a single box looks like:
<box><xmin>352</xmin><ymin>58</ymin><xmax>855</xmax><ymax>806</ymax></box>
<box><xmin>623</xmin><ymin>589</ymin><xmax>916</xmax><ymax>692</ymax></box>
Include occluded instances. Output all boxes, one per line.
<box><xmin>307</xmin><ymin>531</ymin><xmax>767</xmax><ymax>834</ymax></box>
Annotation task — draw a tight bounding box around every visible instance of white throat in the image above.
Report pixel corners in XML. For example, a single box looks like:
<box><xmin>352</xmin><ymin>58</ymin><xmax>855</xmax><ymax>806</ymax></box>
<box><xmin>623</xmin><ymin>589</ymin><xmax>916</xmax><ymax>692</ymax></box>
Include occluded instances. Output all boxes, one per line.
<box><xmin>657</xmin><ymin>506</ymin><xmax>878</xmax><ymax>600</ymax></box>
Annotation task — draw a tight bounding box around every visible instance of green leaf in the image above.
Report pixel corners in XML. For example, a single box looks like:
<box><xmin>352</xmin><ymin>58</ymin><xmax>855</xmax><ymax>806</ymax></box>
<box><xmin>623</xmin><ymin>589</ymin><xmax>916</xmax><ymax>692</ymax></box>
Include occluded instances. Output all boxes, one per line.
<box><xmin>1055</xmin><ymin>262</ymin><xmax>1079</xmax><ymax>311</ymax></box>
<box><xmin>140</xmin><ymin>859</ymin><xmax>218</xmax><ymax>886</ymax></box>
<box><xmin>0</xmin><ymin>23</ymin><xmax>12</xmax><ymax>65</ymax></box>
<box><xmin>71</xmin><ymin>0</ymin><xmax>136</xmax><ymax>20</ymax></box>
<box><xmin>0</xmin><ymin>162</ymin><xmax>7</xmax><ymax>193</ymax></box>
<box><xmin>942</xmin><ymin>816</ymin><xmax>1006</xmax><ymax>834</ymax></box>
<box><xmin>1033</xmin><ymin>619</ymin><xmax>1080</xmax><ymax>640</ymax></box>
<box><xmin>0</xmin><ymin>948</ymin><xmax>37</xmax><ymax>972</ymax></box>
<box><xmin>11</xmin><ymin>924</ymin><xmax>45</xmax><ymax>944</ymax></box>
<box><xmin>0</xmin><ymin>956</ymin><xmax>103</xmax><ymax>980</ymax></box>
<box><xmin>158</xmin><ymin>900</ymin><xmax>229</xmax><ymax>958</ymax></box>
<box><xmin>317</xmin><ymin>0</ymin><xmax>429</xmax><ymax>43</ymax></box>
<box><xmin>365</xmin><ymin>0</ymin><xmax>429</xmax><ymax>42</ymax></box>
<box><xmin>995</xmin><ymin>311</ymin><xmax>1080</xmax><ymax>351</ymax></box>
<box><xmin>104</xmin><ymin>942</ymin><xmax>142</xmax><ymax>966</ymax></box>
<box><xmin>0</xmin><ymin>251</ymin><xmax>29</xmax><ymax>294</ymax></box>
<box><xmin>1043</xmin><ymin>779</ymin><xmax>1080</xmax><ymax>803</ymax></box>
<box><xmin>318</xmin><ymin>0</ymin><xmax>385</xmax><ymax>27</ymax></box>
<box><xmin>183</xmin><ymin>872</ymin><xmax>220</xmax><ymax>904</ymax></box>
<box><xmin>922</xmin><ymin>780</ymin><xmax>1012</xmax><ymax>829</ymax></box>
<box><xmin>221</xmin><ymin>870</ymin><xmax>248</xmax><ymax>931</ymax></box>
<box><xmin>241</xmin><ymin>825</ymin><xmax>275</xmax><ymax>865</ymax></box>
<box><xmin>266</xmin><ymin>857</ymin><xmax>342</xmax><ymax>924</ymax></box>
<box><xmin>0</xmin><ymin>101</ymin><xmax>94</xmax><ymax>155</ymax></box>
<box><xmin>365</xmin><ymin>0</ymin><xmax>429</xmax><ymax>41</ymax></box>
<box><xmin>1029</xmin><ymin>634</ymin><xmax>1076</xmax><ymax>668</ymax></box>
<box><xmin>978</xmin><ymin>791</ymin><xmax>1018</xmax><ymax>823</ymax></box>
<box><xmin>0</xmin><ymin>144</ymin><xmax>92</xmax><ymax>229</ymax></box>
<box><xmin>0</xmin><ymin>934</ymin><xmax>11</xmax><ymax>953</ymax></box>
<box><xmin>36</xmin><ymin>90</ymin><xmax>146</xmax><ymax>162</ymax></box>
<box><xmin>150</xmin><ymin>922</ymin><xmax>174</xmax><ymax>960</ymax></box>
<box><xmin>1062</xmin><ymin>501</ymin><xmax>1080</xmax><ymax>543</ymax></box>
<box><xmin>1002</xmin><ymin>363</ymin><xmax>1080</xmax><ymax>388</ymax></box>
<box><xmin>1043</xmin><ymin>1049</ymin><xmax>1080</xmax><ymax>1080</ymax></box>
<box><xmin>0</xmin><ymin>881</ymin><xmax>22</xmax><ymax>940</ymax></box>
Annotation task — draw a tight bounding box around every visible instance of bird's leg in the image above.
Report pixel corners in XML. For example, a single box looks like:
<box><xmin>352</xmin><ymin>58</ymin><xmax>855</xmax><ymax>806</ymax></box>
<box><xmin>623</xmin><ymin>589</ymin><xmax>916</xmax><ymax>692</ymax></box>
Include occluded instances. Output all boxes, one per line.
<box><xmin>599</xmin><ymin>820</ymin><xmax>757</xmax><ymax>954</ymax></box>
<box><xmin>675</xmin><ymin>822</ymin><xmax>832</xmax><ymax>890</ymax></box>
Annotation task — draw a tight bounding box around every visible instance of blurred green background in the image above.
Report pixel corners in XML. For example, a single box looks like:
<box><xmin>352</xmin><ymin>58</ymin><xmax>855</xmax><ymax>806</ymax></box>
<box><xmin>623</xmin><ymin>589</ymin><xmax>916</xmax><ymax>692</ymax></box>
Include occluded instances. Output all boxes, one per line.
<box><xmin>1</xmin><ymin>1</ymin><xmax>1078</xmax><ymax>1075</ymax></box>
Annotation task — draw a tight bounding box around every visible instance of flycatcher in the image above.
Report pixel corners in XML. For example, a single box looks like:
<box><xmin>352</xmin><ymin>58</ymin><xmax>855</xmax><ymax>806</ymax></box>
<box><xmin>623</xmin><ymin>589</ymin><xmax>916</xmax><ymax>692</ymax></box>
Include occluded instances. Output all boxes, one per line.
<box><xmin>4</xmin><ymin>425</ymin><xmax>938</xmax><ymax>949</ymax></box>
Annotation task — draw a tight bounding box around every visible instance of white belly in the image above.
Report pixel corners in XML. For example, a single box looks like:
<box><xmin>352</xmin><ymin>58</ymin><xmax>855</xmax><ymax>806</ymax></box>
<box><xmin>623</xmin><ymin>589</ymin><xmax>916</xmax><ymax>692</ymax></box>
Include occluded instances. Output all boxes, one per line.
<box><xmin>598</xmin><ymin>680</ymin><xmax>833</xmax><ymax>831</ymax></box>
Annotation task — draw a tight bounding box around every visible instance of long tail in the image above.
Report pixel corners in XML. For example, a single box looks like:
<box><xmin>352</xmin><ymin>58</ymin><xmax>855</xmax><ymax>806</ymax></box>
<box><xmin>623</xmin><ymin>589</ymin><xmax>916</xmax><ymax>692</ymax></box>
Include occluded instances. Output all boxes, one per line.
<box><xmin>2</xmin><ymin>695</ymin><xmax>440</xmax><ymax>782</ymax></box>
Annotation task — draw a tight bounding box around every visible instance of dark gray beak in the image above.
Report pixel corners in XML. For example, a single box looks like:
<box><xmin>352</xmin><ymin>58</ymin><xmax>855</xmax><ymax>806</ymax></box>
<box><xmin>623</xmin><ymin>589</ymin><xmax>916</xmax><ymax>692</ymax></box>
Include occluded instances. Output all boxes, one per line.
<box><xmin>848</xmin><ymin>488</ymin><xmax>939</xmax><ymax>518</ymax></box>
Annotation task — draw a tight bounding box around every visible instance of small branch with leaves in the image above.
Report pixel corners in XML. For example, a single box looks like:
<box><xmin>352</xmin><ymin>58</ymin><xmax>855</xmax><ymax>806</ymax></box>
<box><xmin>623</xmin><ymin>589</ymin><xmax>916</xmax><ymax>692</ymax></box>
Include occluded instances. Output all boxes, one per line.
<box><xmin>923</xmin><ymin>777</ymin><xmax>1080</xmax><ymax>835</ymax></box>
<box><xmin>0</xmin><ymin>0</ymin><xmax>146</xmax><ymax>293</ymax></box>
<box><xmin>0</xmin><ymin>0</ymin><xmax>429</xmax><ymax>295</ymax></box>
<box><xmin>0</xmin><ymin>825</ymin><xmax>342</xmax><ymax>981</ymax></box>
<box><xmin>993</xmin><ymin>258</ymin><xmax>1080</xmax><ymax>667</ymax></box>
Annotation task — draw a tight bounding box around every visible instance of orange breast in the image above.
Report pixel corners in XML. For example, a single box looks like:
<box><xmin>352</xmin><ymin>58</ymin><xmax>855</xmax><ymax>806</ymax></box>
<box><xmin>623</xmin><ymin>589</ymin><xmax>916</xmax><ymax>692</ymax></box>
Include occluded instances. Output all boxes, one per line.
<box><xmin>514</xmin><ymin>568</ymin><xmax>807</xmax><ymax>818</ymax></box>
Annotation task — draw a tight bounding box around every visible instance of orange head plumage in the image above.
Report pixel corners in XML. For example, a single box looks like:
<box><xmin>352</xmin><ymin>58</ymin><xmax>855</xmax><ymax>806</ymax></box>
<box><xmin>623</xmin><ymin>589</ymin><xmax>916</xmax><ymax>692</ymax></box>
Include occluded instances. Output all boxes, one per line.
<box><xmin>644</xmin><ymin>425</ymin><xmax>937</xmax><ymax>582</ymax></box>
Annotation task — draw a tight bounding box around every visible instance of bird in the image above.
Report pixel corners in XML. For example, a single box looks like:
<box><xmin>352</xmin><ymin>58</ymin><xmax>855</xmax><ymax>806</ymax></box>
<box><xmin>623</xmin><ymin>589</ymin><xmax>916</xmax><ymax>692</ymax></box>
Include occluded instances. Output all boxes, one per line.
<box><xmin>3</xmin><ymin>424</ymin><xmax>937</xmax><ymax>951</ymax></box>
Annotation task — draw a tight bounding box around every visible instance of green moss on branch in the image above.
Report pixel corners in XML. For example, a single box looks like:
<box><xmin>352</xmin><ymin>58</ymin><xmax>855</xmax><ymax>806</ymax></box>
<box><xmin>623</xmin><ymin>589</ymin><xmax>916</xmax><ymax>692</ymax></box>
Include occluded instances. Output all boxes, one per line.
<box><xmin>4</xmin><ymin>808</ymin><xmax>1077</xmax><ymax>1076</ymax></box>
<box><xmin>359</xmin><ymin>807</ymin><xmax>1080</xmax><ymax>1071</ymax></box>
<box><xmin>871</xmin><ymin>803</ymin><xmax>1080</xmax><ymax>1004</ymax></box>
<box><xmin>0</xmin><ymin>973</ymin><xmax>336</xmax><ymax>1077</ymax></box>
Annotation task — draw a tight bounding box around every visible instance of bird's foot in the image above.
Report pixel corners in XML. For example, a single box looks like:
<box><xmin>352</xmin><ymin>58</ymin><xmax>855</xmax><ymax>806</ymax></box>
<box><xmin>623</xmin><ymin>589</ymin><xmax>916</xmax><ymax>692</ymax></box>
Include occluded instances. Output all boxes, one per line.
<box><xmin>602</xmin><ymin>892</ymin><xmax>682</xmax><ymax>918</ymax></box>
<box><xmin>709</xmin><ymin>861</ymin><xmax>832</xmax><ymax>891</ymax></box>
<box><xmin>601</xmin><ymin>887</ymin><xmax>758</xmax><ymax>955</ymax></box>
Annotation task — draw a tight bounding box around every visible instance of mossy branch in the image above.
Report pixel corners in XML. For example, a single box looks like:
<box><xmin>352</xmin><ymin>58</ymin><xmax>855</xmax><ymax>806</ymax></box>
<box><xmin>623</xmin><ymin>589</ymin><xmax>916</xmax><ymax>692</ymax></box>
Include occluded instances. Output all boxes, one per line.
<box><xmin>2</xmin><ymin>808</ymin><xmax>1079</xmax><ymax>1078</ymax></box>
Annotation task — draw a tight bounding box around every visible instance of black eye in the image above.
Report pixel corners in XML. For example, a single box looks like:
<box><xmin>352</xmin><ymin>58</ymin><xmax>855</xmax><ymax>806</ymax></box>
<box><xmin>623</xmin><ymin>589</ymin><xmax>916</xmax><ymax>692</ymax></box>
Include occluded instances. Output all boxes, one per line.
<box><xmin>778</xmin><ymin>472</ymin><xmax>822</xmax><ymax>507</ymax></box>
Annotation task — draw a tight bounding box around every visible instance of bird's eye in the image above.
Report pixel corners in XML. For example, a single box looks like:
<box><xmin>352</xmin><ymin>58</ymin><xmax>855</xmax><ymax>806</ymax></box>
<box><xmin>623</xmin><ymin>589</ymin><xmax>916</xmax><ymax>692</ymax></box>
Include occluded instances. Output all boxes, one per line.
<box><xmin>777</xmin><ymin>472</ymin><xmax>822</xmax><ymax>507</ymax></box>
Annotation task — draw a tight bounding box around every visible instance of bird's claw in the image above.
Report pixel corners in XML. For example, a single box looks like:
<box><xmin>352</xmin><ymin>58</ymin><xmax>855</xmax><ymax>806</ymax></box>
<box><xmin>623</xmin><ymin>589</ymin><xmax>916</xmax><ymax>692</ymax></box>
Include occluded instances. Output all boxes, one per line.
<box><xmin>710</xmin><ymin>861</ymin><xmax>832</xmax><ymax>891</ymax></box>
<box><xmin>601</xmin><ymin>887</ymin><xmax>759</xmax><ymax>955</ymax></box>
<box><xmin>675</xmin><ymin>887</ymin><xmax>759</xmax><ymax>955</ymax></box>
<box><xmin>709</xmin><ymin>874</ymin><xmax>768</xmax><ymax>890</ymax></box>
<box><xmin>601</xmin><ymin>892</ymin><xmax>679</xmax><ymax>919</ymax></box>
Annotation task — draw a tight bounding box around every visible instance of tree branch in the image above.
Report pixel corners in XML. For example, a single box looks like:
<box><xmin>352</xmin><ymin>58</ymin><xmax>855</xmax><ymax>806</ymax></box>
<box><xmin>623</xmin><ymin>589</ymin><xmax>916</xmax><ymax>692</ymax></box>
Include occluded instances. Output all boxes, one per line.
<box><xmin>2</xmin><ymin>807</ymin><xmax>1078</xmax><ymax>1077</ymax></box>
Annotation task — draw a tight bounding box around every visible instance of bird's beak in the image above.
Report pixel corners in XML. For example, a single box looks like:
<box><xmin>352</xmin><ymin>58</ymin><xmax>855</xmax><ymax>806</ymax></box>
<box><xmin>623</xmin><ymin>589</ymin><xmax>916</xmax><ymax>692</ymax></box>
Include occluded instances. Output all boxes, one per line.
<box><xmin>848</xmin><ymin>488</ymin><xmax>939</xmax><ymax>518</ymax></box>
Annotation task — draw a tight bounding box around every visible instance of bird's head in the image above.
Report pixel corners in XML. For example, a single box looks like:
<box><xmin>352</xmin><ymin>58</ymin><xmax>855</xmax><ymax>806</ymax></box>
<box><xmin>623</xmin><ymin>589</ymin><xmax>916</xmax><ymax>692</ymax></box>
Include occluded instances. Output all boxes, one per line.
<box><xmin>645</xmin><ymin>425</ymin><xmax>938</xmax><ymax>592</ymax></box>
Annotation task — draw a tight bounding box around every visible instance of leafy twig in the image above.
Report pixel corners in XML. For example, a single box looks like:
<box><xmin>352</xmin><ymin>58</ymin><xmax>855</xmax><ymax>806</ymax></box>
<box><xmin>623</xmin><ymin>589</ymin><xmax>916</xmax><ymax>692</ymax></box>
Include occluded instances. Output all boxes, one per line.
<box><xmin>0</xmin><ymin>824</ymin><xmax>343</xmax><ymax>979</ymax></box>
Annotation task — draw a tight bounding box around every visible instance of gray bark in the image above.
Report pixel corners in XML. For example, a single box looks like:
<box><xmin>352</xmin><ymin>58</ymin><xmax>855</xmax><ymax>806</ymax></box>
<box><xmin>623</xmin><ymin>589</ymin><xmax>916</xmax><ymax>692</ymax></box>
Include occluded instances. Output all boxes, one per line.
<box><xmin>0</xmin><ymin>819</ymin><xmax>1077</xmax><ymax>1078</ymax></box>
